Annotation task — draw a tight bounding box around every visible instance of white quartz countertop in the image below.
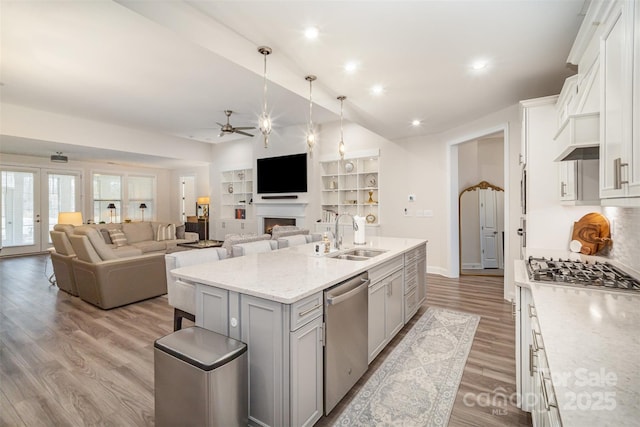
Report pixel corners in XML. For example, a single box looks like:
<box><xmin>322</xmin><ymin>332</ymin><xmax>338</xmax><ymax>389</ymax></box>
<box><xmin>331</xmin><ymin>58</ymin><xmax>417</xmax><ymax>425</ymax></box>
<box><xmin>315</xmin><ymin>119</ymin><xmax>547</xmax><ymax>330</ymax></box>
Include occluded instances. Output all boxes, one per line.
<box><xmin>515</xmin><ymin>261</ymin><xmax>640</xmax><ymax>426</ymax></box>
<box><xmin>172</xmin><ymin>236</ymin><xmax>427</xmax><ymax>304</ymax></box>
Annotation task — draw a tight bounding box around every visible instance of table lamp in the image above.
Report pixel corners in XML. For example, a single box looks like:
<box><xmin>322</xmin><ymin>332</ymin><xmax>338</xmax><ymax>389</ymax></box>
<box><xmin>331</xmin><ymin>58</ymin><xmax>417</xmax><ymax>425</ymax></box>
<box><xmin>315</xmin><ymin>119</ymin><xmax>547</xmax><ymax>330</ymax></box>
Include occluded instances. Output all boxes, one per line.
<box><xmin>139</xmin><ymin>203</ymin><xmax>147</xmax><ymax>222</ymax></box>
<box><xmin>57</xmin><ymin>212</ymin><xmax>83</xmax><ymax>226</ymax></box>
<box><xmin>107</xmin><ymin>203</ymin><xmax>116</xmax><ymax>223</ymax></box>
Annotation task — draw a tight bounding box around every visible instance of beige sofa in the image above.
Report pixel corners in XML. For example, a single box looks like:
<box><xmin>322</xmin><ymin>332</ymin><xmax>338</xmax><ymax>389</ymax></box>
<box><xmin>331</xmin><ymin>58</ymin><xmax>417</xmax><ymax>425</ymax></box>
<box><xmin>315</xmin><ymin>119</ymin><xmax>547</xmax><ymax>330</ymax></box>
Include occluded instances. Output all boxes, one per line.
<box><xmin>85</xmin><ymin>221</ymin><xmax>198</xmax><ymax>254</ymax></box>
<box><xmin>55</xmin><ymin>222</ymin><xmax>197</xmax><ymax>309</ymax></box>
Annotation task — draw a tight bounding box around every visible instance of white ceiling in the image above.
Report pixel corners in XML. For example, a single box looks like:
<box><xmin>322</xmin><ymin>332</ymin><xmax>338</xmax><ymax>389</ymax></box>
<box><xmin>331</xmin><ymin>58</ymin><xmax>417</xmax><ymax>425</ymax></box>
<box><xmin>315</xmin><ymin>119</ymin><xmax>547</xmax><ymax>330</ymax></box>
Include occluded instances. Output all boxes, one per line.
<box><xmin>0</xmin><ymin>0</ymin><xmax>586</xmax><ymax>167</ymax></box>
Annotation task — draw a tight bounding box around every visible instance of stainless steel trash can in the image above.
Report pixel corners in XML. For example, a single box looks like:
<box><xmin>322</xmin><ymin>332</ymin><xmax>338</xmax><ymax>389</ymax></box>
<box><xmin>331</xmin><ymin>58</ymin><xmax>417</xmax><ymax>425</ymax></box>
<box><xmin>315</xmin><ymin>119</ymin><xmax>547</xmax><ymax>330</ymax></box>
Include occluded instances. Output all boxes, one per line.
<box><xmin>154</xmin><ymin>326</ymin><xmax>248</xmax><ymax>427</ymax></box>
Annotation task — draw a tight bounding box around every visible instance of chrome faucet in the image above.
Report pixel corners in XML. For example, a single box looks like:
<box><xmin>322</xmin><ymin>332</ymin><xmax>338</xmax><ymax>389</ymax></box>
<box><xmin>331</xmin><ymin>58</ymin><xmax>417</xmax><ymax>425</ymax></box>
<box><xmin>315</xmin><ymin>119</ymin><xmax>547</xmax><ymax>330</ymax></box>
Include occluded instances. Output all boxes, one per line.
<box><xmin>334</xmin><ymin>213</ymin><xmax>358</xmax><ymax>250</ymax></box>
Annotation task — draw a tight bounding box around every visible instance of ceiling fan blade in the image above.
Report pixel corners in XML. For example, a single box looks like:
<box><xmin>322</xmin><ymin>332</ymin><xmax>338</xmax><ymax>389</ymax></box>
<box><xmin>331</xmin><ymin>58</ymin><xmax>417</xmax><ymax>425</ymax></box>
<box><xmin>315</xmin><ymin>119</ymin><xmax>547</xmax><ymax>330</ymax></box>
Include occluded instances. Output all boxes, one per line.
<box><xmin>219</xmin><ymin>131</ymin><xmax>225</xmax><ymax>137</ymax></box>
<box><xmin>215</xmin><ymin>122</ymin><xmax>225</xmax><ymax>127</ymax></box>
<box><xmin>234</xmin><ymin>126</ymin><xmax>256</xmax><ymax>130</ymax></box>
<box><xmin>235</xmin><ymin>130</ymin><xmax>254</xmax><ymax>137</ymax></box>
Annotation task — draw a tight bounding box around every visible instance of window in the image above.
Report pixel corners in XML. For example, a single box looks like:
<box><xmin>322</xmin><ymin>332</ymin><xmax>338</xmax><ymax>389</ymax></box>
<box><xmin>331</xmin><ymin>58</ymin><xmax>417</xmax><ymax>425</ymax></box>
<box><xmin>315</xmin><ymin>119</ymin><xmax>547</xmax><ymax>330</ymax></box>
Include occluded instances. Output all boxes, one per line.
<box><xmin>93</xmin><ymin>173</ymin><xmax>121</xmax><ymax>223</ymax></box>
<box><xmin>48</xmin><ymin>173</ymin><xmax>78</xmax><ymax>234</ymax></box>
<box><xmin>128</xmin><ymin>176</ymin><xmax>155</xmax><ymax>222</ymax></box>
<box><xmin>180</xmin><ymin>175</ymin><xmax>196</xmax><ymax>223</ymax></box>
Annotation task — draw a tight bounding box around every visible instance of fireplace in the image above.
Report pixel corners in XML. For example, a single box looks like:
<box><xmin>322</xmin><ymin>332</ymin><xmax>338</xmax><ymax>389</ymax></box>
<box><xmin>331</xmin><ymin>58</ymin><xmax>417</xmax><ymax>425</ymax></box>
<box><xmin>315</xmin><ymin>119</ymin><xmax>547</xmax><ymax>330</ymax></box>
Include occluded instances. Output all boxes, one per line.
<box><xmin>264</xmin><ymin>217</ymin><xmax>296</xmax><ymax>234</ymax></box>
<box><xmin>255</xmin><ymin>200</ymin><xmax>308</xmax><ymax>236</ymax></box>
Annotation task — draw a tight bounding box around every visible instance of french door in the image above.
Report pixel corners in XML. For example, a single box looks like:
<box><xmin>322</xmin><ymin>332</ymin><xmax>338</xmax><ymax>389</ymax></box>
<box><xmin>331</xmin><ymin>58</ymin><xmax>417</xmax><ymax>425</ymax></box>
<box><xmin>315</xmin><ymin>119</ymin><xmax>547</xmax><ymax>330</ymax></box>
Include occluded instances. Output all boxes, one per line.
<box><xmin>1</xmin><ymin>166</ymin><xmax>81</xmax><ymax>256</ymax></box>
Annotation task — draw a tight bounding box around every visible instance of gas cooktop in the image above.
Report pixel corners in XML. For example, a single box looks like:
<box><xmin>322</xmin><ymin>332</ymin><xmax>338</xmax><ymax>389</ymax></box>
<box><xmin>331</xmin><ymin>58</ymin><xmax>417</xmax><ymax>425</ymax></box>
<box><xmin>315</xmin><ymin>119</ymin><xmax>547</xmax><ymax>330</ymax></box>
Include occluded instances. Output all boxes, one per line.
<box><xmin>526</xmin><ymin>256</ymin><xmax>640</xmax><ymax>292</ymax></box>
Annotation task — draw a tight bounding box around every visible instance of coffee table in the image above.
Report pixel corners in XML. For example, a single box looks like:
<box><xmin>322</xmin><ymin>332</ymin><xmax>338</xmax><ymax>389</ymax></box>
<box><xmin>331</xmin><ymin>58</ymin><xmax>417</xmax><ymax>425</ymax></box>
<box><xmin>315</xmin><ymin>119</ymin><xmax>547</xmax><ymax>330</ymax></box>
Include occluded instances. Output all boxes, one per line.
<box><xmin>177</xmin><ymin>240</ymin><xmax>223</xmax><ymax>249</ymax></box>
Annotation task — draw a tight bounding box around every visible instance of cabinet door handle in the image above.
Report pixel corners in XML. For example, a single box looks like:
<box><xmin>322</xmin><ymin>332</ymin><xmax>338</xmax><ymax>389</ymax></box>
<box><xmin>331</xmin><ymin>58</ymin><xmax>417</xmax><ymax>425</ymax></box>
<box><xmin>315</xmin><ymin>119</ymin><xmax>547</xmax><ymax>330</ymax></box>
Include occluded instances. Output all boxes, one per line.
<box><xmin>532</xmin><ymin>330</ymin><xmax>544</xmax><ymax>351</ymax></box>
<box><xmin>528</xmin><ymin>304</ymin><xmax>537</xmax><ymax>318</ymax></box>
<box><xmin>614</xmin><ymin>157</ymin><xmax>629</xmax><ymax>189</ymax></box>
<box><xmin>560</xmin><ymin>181</ymin><xmax>566</xmax><ymax>197</ymax></box>
<box><xmin>540</xmin><ymin>373</ymin><xmax>557</xmax><ymax>410</ymax></box>
<box><xmin>529</xmin><ymin>344</ymin><xmax>537</xmax><ymax>376</ymax></box>
<box><xmin>298</xmin><ymin>303</ymin><xmax>323</xmax><ymax>317</ymax></box>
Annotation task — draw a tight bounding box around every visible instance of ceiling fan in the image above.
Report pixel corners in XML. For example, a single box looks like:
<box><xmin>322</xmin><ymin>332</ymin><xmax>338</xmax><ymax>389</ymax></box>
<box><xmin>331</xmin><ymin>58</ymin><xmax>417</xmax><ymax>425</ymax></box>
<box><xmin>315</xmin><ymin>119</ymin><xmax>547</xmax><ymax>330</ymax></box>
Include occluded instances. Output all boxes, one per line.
<box><xmin>217</xmin><ymin>110</ymin><xmax>255</xmax><ymax>137</ymax></box>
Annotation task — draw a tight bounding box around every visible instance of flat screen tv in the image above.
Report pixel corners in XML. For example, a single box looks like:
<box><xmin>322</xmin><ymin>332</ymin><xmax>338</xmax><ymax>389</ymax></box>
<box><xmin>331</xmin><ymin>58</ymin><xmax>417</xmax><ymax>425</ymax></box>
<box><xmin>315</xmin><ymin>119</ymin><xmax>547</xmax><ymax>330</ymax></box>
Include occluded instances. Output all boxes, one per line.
<box><xmin>257</xmin><ymin>153</ymin><xmax>307</xmax><ymax>194</ymax></box>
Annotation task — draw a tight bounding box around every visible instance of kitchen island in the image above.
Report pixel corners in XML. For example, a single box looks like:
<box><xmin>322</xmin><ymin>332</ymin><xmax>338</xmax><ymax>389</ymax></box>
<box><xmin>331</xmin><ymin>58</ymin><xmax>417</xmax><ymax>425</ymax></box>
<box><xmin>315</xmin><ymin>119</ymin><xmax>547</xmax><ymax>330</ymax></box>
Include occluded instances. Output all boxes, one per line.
<box><xmin>172</xmin><ymin>236</ymin><xmax>427</xmax><ymax>427</ymax></box>
<box><xmin>514</xmin><ymin>260</ymin><xmax>640</xmax><ymax>427</ymax></box>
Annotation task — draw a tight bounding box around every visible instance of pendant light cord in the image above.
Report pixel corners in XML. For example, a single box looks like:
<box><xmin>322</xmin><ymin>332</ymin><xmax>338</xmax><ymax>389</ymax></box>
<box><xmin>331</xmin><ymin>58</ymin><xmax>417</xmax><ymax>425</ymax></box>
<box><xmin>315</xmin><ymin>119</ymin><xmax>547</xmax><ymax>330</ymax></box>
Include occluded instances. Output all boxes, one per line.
<box><xmin>262</xmin><ymin>52</ymin><xmax>268</xmax><ymax>114</ymax></box>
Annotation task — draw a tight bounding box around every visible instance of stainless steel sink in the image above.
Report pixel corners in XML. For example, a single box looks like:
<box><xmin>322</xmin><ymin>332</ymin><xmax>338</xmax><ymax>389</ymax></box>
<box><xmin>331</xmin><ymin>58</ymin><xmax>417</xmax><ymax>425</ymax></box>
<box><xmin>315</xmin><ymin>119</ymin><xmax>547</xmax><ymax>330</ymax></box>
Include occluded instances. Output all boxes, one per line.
<box><xmin>343</xmin><ymin>249</ymin><xmax>387</xmax><ymax>258</ymax></box>
<box><xmin>330</xmin><ymin>248</ymin><xmax>387</xmax><ymax>261</ymax></box>
<box><xmin>334</xmin><ymin>254</ymin><xmax>369</xmax><ymax>261</ymax></box>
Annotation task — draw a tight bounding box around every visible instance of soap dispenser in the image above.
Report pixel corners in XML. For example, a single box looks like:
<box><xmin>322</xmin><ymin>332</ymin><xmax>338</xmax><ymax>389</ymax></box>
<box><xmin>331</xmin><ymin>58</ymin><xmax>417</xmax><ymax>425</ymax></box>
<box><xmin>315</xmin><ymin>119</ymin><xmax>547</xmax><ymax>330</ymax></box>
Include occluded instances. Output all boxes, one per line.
<box><xmin>322</xmin><ymin>232</ymin><xmax>330</xmax><ymax>254</ymax></box>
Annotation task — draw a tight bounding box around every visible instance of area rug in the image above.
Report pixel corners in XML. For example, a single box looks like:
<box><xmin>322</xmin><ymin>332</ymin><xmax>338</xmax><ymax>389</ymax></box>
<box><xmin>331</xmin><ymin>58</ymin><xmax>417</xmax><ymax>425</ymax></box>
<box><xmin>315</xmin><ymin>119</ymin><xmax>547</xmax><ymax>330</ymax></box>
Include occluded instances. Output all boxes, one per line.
<box><xmin>333</xmin><ymin>307</ymin><xmax>480</xmax><ymax>427</ymax></box>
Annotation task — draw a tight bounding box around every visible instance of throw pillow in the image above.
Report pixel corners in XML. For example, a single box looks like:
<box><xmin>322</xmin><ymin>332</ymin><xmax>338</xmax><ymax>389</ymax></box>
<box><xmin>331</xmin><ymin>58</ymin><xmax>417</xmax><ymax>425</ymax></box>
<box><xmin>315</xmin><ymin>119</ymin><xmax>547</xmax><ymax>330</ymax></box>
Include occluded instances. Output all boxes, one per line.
<box><xmin>108</xmin><ymin>229</ymin><xmax>127</xmax><ymax>247</ymax></box>
<box><xmin>100</xmin><ymin>228</ymin><xmax>112</xmax><ymax>244</ymax></box>
<box><xmin>176</xmin><ymin>224</ymin><xmax>185</xmax><ymax>239</ymax></box>
<box><xmin>156</xmin><ymin>224</ymin><xmax>177</xmax><ymax>241</ymax></box>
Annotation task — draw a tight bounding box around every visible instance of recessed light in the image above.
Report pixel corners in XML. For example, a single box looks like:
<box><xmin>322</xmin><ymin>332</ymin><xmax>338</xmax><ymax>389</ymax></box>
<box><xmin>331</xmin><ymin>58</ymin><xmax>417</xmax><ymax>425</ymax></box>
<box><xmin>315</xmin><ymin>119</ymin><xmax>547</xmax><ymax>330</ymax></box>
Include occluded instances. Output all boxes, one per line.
<box><xmin>411</xmin><ymin>119</ymin><xmax>421</xmax><ymax>126</ymax></box>
<box><xmin>371</xmin><ymin>84</ymin><xmax>384</xmax><ymax>95</ymax></box>
<box><xmin>304</xmin><ymin>26</ymin><xmax>319</xmax><ymax>39</ymax></box>
<box><xmin>472</xmin><ymin>60</ymin><xmax>488</xmax><ymax>70</ymax></box>
<box><xmin>344</xmin><ymin>61</ymin><xmax>358</xmax><ymax>74</ymax></box>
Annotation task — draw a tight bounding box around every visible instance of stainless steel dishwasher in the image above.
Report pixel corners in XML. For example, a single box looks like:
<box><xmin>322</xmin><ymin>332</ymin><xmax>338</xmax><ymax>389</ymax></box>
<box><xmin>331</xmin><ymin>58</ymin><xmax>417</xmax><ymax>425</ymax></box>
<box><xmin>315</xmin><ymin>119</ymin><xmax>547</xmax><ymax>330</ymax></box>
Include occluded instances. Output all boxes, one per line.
<box><xmin>324</xmin><ymin>272</ymin><xmax>369</xmax><ymax>415</ymax></box>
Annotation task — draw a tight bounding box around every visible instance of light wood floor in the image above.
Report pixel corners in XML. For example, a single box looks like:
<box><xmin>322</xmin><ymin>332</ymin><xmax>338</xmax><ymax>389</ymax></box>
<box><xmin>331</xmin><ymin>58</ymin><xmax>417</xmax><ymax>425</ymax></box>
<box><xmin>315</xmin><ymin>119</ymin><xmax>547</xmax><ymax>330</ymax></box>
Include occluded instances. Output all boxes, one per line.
<box><xmin>0</xmin><ymin>255</ymin><xmax>530</xmax><ymax>426</ymax></box>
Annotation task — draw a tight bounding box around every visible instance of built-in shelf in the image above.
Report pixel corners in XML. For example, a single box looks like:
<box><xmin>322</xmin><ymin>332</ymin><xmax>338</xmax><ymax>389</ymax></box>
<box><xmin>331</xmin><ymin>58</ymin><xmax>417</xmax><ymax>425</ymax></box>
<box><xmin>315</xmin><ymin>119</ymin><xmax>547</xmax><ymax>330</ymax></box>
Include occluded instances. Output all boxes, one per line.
<box><xmin>221</xmin><ymin>168</ymin><xmax>253</xmax><ymax>220</ymax></box>
<box><xmin>320</xmin><ymin>153</ymin><xmax>380</xmax><ymax>225</ymax></box>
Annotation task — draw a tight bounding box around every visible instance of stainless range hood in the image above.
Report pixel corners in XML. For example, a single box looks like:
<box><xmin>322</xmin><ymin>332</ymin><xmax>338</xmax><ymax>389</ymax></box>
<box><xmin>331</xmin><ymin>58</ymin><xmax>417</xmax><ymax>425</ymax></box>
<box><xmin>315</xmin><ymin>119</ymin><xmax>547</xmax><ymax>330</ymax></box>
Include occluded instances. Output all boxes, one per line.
<box><xmin>553</xmin><ymin>112</ymin><xmax>600</xmax><ymax>161</ymax></box>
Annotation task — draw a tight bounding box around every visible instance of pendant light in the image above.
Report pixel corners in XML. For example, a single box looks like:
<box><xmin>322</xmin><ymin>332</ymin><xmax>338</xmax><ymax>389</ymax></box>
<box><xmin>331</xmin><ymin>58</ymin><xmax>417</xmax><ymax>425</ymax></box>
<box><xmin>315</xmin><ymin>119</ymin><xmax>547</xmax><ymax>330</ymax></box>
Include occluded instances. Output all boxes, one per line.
<box><xmin>305</xmin><ymin>75</ymin><xmax>317</xmax><ymax>154</ymax></box>
<box><xmin>337</xmin><ymin>95</ymin><xmax>346</xmax><ymax>159</ymax></box>
<box><xmin>258</xmin><ymin>46</ymin><xmax>273</xmax><ymax>148</ymax></box>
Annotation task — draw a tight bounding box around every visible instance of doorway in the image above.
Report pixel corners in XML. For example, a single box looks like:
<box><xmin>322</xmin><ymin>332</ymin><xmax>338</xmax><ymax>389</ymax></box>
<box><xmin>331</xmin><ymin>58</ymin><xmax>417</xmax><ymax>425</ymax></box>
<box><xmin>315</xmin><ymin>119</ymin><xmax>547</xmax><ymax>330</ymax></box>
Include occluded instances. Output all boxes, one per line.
<box><xmin>453</xmin><ymin>131</ymin><xmax>506</xmax><ymax>278</ymax></box>
<box><xmin>459</xmin><ymin>181</ymin><xmax>504</xmax><ymax>275</ymax></box>
<box><xmin>1</xmin><ymin>166</ymin><xmax>81</xmax><ymax>256</ymax></box>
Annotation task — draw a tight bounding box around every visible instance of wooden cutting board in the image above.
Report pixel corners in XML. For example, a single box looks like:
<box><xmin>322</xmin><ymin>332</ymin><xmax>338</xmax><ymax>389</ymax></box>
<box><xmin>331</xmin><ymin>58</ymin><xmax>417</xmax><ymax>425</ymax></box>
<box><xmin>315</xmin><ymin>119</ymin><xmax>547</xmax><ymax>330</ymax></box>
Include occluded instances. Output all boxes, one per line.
<box><xmin>571</xmin><ymin>212</ymin><xmax>611</xmax><ymax>255</ymax></box>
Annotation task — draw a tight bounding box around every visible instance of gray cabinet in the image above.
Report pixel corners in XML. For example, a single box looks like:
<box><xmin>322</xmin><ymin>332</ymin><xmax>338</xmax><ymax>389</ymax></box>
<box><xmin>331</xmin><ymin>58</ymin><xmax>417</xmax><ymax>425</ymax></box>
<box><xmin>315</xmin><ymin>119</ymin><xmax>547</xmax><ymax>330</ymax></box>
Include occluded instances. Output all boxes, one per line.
<box><xmin>404</xmin><ymin>244</ymin><xmax>427</xmax><ymax>322</ymax></box>
<box><xmin>240</xmin><ymin>295</ymin><xmax>286</xmax><ymax>427</ymax></box>
<box><xmin>290</xmin><ymin>316</ymin><xmax>323</xmax><ymax>427</ymax></box>
<box><xmin>368</xmin><ymin>268</ymin><xmax>404</xmax><ymax>363</ymax></box>
<box><xmin>195</xmin><ymin>283</ymin><xmax>229</xmax><ymax>336</ymax></box>
<box><xmin>231</xmin><ymin>291</ymin><xmax>323</xmax><ymax>427</ymax></box>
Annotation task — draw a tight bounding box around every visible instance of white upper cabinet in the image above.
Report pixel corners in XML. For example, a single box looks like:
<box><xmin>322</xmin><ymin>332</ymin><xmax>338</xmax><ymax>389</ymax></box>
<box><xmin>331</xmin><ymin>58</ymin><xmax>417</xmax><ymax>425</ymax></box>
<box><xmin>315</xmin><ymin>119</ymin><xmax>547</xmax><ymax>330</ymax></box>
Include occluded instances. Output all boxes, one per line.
<box><xmin>600</xmin><ymin>0</ymin><xmax>639</xmax><ymax>202</ymax></box>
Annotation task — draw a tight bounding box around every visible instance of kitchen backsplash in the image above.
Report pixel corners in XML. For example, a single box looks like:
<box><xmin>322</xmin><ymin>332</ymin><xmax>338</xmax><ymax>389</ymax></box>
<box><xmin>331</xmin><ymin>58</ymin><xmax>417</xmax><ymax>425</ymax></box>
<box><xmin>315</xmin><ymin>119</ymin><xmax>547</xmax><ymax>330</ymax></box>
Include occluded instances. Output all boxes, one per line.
<box><xmin>602</xmin><ymin>207</ymin><xmax>640</xmax><ymax>271</ymax></box>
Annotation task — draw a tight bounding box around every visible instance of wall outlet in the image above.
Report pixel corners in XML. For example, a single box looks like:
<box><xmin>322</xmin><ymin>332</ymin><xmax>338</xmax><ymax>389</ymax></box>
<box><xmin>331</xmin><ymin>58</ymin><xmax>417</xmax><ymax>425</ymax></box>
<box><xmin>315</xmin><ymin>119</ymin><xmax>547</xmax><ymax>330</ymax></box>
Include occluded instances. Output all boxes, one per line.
<box><xmin>404</xmin><ymin>208</ymin><xmax>411</xmax><ymax>216</ymax></box>
<box><xmin>408</xmin><ymin>194</ymin><xmax>416</xmax><ymax>202</ymax></box>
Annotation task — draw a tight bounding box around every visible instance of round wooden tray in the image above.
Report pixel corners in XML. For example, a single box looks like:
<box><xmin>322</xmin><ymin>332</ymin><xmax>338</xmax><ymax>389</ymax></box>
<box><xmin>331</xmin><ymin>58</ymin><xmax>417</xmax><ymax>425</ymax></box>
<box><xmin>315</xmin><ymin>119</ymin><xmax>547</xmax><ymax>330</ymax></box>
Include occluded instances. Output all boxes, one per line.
<box><xmin>571</xmin><ymin>212</ymin><xmax>611</xmax><ymax>255</ymax></box>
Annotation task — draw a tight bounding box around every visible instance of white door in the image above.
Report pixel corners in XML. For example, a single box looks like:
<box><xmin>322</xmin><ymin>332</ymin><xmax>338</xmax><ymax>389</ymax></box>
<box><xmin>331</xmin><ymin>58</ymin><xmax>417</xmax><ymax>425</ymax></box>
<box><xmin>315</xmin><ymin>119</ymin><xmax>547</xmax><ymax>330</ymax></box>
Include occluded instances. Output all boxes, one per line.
<box><xmin>1</xmin><ymin>167</ymin><xmax>81</xmax><ymax>256</ymax></box>
<box><xmin>479</xmin><ymin>189</ymin><xmax>499</xmax><ymax>269</ymax></box>
<box><xmin>43</xmin><ymin>171</ymin><xmax>82</xmax><ymax>247</ymax></box>
<box><xmin>1</xmin><ymin>167</ymin><xmax>41</xmax><ymax>255</ymax></box>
